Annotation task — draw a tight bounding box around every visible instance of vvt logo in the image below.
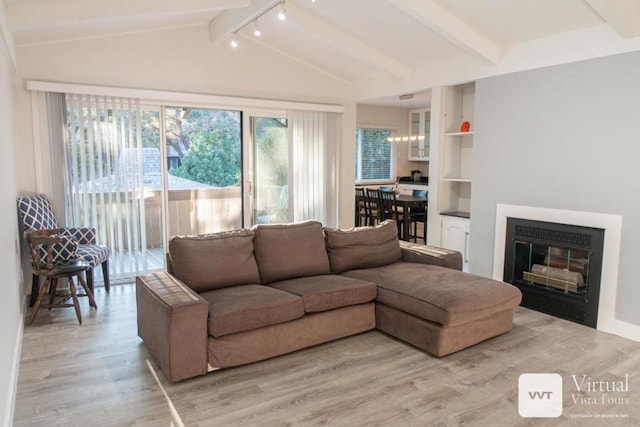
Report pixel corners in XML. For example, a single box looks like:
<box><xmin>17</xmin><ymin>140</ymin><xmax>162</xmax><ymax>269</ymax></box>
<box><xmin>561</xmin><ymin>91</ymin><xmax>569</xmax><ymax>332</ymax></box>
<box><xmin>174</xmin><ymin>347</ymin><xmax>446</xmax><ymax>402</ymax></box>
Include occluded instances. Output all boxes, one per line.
<box><xmin>519</xmin><ymin>373</ymin><xmax>563</xmax><ymax>418</ymax></box>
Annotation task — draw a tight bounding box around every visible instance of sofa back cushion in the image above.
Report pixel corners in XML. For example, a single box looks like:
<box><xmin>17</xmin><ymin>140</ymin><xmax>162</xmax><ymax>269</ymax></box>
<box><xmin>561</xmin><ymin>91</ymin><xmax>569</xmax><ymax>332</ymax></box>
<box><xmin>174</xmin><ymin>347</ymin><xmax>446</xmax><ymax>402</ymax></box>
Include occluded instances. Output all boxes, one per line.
<box><xmin>168</xmin><ymin>229</ymin><xmax>260</xmax><ymax>293</ymax></box>
<box><xmin>253</xmin><ymin>220</ymin><xmax>331</xmax><ymax>283</ymax></box>
<box><xmin>324</xmin><ymin>220</ymin><xmax>402</xmax><ymax>274</ymax></box>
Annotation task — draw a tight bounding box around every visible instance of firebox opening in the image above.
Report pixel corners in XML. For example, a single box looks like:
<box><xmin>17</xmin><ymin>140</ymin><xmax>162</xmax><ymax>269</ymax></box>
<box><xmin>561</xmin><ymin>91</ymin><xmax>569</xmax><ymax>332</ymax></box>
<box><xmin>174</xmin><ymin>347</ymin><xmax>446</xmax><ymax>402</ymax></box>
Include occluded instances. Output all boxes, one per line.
<box><xmin>503</xmin><ymin>217</ymin><xmax>604</xmax><ymax>328</ymax></box>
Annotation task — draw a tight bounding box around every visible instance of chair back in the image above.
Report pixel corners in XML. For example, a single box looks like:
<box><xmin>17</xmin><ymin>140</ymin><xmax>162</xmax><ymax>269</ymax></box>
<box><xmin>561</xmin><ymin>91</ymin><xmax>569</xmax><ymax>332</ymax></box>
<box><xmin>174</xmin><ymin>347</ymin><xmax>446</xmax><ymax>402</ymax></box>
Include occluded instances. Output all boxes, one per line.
<box><xmin>355</xmin><ymin>187</ymin><xmax>367</xmax><ymax>226</ymax></box>
<box><xmin>379</xmin><ymin>189</ymin><xmax>399</xmax><ymax>219</ymax></box>
<box><xmin>365</xmin><ymin>188</ymin><xmax>382</xmax><ymax>223</ymax></box>
<box><xmin>17</xmin><ymin>194</ymin><xmax>59</xmax><ymax>231</ymax></box>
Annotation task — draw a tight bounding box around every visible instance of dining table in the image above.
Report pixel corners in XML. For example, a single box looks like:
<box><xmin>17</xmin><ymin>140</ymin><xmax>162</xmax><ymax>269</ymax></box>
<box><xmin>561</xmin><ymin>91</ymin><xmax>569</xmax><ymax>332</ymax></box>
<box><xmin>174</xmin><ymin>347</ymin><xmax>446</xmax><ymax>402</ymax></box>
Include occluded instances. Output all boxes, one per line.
<box><xmin>394</xmin><ymin>193</ymin><xmax>428</xmax><ymax>241</ymax></box>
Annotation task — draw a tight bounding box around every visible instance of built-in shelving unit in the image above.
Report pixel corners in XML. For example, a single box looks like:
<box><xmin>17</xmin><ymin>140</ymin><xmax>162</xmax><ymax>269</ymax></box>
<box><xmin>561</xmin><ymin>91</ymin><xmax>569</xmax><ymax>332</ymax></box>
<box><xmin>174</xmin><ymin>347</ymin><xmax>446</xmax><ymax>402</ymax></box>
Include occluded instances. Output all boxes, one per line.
<box><xmin>439</xmin><ymin>83</ymin><xmax>475</xmax><ymax>217</ymax></box>
<box><xmin>438</xmin><ymin>82</ymin><xmax>475</xmax><ymax>271</ymax></box>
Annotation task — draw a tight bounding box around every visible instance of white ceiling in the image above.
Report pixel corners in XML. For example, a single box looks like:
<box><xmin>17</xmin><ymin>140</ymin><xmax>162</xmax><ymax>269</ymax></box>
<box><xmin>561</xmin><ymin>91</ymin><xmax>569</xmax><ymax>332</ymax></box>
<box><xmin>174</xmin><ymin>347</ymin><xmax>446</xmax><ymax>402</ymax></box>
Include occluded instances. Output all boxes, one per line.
<box><xmin>6</xmin><ymin>0</ymin><xmax>640</xmax><ymax>106</ymax></box>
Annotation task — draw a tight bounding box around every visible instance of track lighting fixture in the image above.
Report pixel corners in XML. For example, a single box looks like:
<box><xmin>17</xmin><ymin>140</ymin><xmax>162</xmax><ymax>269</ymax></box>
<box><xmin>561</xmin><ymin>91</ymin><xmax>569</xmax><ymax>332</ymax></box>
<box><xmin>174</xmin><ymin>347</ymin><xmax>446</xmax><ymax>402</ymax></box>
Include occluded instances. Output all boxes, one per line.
<box><xmin>253</xmin><ymin>20</ymin><xmax>262</xmax><ymax>37</ymax></box>
<box><xmin>227</xmin><ymin>1</ymin><xmax>287</xmax><ymax>48</ymax></box>
<box><xmin>278</xmin><ymin>1</ymin><xmax>287</xmax><ymax>21</ymax></box>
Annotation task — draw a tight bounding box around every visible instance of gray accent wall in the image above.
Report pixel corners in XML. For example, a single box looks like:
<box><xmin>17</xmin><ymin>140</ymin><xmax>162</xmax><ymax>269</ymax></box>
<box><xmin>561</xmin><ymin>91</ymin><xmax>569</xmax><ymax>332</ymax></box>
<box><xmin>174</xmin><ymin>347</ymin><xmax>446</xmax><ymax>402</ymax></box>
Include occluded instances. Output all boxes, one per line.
<box><xmin>471</xmin><ymin>51</ymin><xmax>640</xmax><ymax>327</ymax></box>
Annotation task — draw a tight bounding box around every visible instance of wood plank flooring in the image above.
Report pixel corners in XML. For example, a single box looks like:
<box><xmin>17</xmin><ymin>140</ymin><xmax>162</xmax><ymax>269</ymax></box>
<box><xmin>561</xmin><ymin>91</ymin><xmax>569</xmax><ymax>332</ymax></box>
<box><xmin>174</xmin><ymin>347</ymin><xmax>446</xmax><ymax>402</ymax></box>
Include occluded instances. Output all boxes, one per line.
<box><xmin>14</xmin><ymin>283</ymin><xmax>640</xmax><ymax>426</ymax></box>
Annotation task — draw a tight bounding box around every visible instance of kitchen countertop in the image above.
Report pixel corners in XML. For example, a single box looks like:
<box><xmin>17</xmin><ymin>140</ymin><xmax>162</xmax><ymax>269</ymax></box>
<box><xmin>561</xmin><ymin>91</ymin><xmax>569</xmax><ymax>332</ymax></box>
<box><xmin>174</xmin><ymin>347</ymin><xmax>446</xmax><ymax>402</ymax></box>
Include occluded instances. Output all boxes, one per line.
<box><xmin>397</xmin><ymin>181</ymin><xmax>429</xmax><ymax>186</ymax></box>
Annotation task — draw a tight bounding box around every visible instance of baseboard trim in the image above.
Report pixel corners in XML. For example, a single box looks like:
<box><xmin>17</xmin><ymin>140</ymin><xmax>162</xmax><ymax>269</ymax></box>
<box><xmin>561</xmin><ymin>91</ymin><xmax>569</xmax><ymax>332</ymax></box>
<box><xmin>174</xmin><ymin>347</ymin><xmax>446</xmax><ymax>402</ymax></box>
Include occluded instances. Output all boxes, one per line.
<box><xmin>3</xmin><ymin>314</ymin><xmax>23</xmax><ymax>427</ymax></box>
<box><xmin>599</xmin><ymin>318</ymin><xmax>640</xmax><ymax>343</ymax></box>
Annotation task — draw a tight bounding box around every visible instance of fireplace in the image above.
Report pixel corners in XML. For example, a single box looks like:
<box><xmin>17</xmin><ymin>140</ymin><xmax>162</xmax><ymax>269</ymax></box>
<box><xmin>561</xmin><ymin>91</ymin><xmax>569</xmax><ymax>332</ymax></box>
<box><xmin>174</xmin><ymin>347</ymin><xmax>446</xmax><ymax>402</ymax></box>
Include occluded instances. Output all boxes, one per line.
<box><xmin>493</xmin><ymin>204</ymin><xmax>623</xmax><ymax>335</ymax></box>
<box><xmin>503</xmin><ymin>218</ymin><xmax>604</xmax><ymax>327</ymax></box>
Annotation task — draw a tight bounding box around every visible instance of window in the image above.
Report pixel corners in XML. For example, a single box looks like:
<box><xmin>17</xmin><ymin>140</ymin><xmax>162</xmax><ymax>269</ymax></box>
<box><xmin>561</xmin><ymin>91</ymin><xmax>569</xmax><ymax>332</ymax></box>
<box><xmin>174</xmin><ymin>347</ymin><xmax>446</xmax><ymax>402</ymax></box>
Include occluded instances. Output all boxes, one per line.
<box><xmin>355</xmin><ymin>128</ymin><xmax>394</xmax><ymax>183</ymax></box>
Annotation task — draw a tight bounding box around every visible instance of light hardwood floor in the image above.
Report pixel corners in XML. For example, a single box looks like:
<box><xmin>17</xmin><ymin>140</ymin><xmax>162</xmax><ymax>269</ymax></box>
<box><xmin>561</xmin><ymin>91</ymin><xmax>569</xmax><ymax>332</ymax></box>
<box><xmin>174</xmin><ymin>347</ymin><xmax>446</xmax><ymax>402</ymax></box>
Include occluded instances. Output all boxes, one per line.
<box><xmin>14</xmin><ymin>283</ymin><xmax>640</xmax><ymax>426</ymax></box>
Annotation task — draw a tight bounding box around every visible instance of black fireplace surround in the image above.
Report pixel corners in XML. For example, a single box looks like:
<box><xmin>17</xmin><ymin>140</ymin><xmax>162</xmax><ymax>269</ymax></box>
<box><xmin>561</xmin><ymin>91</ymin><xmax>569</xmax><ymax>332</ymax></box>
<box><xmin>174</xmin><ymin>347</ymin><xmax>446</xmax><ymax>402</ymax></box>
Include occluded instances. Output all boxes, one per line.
<box><xmin>503</xmin><ymin>217</ymin><xmax>604</xmax><ymax>328</ymax></box>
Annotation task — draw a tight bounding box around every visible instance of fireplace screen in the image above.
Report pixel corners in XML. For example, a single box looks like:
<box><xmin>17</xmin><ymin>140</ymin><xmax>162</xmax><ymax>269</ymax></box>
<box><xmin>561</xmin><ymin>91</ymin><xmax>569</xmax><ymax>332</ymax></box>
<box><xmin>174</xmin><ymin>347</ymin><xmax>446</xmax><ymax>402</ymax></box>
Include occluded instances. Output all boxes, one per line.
<box><xmin>512</xmin><ymin>244</ymin><xmax>591</xmax><ymax>296</ymax></box>
<box><xmin>504</xmin><ymin>218</ymin><xmax>604</xmax><ymax>327</ymax></box>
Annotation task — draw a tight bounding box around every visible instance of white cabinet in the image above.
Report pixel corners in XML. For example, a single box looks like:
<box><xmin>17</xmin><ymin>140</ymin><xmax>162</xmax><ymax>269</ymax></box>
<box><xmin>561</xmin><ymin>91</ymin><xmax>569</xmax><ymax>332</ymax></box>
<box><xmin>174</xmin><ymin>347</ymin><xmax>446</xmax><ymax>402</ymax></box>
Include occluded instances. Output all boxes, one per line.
<box><xmin>408</xmin><ymin>108</ymin><xmax>430</xmax><ymax>161</ymax></box>
<box><xmin>441</xmin><ymin>215</ymin><xmax>470</xmax><ymax>272</ymax></box>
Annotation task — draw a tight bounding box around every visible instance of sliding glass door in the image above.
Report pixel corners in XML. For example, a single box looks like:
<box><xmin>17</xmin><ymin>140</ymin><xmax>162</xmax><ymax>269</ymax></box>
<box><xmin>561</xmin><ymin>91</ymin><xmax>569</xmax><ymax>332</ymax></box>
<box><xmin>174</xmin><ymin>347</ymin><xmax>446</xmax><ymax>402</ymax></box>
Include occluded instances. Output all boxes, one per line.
<box><xmin>164</xmin><ymin>107</ymin><xmax>243</xmax><ymax>237</ymax></box>
<box><xmin>63</xmin><ymin>96</ymin><xmax>335</xmax><ymax>282</ymax></box>
<box><xmin>247</xmin><ymin>115</ymin><xmax>290</xmax><ymax>225</ymax></box>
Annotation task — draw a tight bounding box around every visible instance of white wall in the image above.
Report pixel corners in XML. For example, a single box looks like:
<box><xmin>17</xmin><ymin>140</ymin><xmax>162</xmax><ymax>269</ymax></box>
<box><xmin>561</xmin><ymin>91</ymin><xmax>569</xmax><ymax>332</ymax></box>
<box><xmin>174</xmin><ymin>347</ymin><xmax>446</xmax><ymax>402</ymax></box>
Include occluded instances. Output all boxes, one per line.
<box><xmin>471</xmin><ymin>51</ymin><xmax>640</xmax><ymax>328</ymax></box>
<box><xmin>0</xmin><ymin>1</ymin><xmax>23</xmax><ymax>423</ymax></box>
<box><xmin>13</xmin><ymin>25</ymin><xmax>356</xmax><ymax>228</ymax></box>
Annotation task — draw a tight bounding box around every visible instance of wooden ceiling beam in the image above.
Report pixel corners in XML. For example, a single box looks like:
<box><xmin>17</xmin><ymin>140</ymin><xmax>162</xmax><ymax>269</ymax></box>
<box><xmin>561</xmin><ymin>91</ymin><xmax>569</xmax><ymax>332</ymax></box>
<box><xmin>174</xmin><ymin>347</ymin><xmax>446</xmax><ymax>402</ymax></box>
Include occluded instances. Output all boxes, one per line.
<box><xmin>210</xmin><ymin>0</ymin><xmax>412</xmax><ymax>80</ymax></box>
<box><xmin>585</xmin><ymin>0</ymin><xmax>640</xmax><ymax>38</ymax></box>
<box><xmin>386</xmin><ymin>0</ymin><xmax>502</xmax><ymax>65</ymax></box>
<box><xmin>280</xmin><ymin>2</ymin><xmax>412</xmax><ymax>80</ymax></box>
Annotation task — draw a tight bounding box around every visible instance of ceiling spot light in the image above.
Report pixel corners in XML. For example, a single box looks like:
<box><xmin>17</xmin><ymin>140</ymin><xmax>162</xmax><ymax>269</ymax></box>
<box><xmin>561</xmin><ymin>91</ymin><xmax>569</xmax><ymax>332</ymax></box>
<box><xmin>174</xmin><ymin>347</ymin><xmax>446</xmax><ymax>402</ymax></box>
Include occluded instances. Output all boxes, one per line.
<box><xmin>278</xmin><ymin>1</ymin><xmax>287</xmax><ymax>21</ymax></box>
<box><xmin>230</xmin><ymin>33</ymin><xmax>239</xmax><ymax>48</ymax></box>
<box><xmin>253</xmin><ymin>20</ymin><xmax>262</xmax><ymax>37</ymax></box>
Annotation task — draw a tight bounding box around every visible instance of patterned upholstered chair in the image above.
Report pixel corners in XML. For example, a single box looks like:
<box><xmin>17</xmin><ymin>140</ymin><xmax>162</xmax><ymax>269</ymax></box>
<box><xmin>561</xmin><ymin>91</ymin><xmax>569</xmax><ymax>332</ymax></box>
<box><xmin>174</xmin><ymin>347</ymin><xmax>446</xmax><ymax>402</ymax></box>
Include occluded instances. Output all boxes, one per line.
<box><xmin>17</xmin><ymin>194</ymin><xmax>110</xmax><ymax>306</ymax></box>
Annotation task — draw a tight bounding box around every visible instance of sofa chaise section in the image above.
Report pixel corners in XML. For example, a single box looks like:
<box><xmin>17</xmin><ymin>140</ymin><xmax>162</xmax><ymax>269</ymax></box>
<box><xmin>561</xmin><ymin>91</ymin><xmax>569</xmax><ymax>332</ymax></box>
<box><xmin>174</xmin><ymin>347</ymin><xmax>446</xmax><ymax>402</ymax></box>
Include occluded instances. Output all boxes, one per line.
<box><xmin>324</xmin><ymin>222</ymin><xmax>522</xmax><ymax>357</ymax></box>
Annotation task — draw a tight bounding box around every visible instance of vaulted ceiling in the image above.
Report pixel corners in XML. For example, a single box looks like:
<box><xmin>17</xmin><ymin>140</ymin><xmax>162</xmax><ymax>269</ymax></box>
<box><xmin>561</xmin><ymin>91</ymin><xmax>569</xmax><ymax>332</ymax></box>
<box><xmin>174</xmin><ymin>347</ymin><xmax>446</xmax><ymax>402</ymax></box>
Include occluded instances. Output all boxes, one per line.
<box><xmin>5</xmin><ymin>0</ymin><xmax>640</xmax><ymax>106</ymax></box>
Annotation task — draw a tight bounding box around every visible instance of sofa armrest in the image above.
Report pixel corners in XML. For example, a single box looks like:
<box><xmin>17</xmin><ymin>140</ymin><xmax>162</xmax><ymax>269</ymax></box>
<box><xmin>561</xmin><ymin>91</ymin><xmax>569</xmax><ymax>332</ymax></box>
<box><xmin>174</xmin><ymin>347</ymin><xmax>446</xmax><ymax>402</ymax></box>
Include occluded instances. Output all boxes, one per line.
<box><xmin>399</xmin><ymin>241</ymin><xmax>463</xmax><ymax>271</ymax></box>
<box><xmin>136</xmin><ymin>272</ymin><xmax>209</xmax><ymax>382</ymax></box>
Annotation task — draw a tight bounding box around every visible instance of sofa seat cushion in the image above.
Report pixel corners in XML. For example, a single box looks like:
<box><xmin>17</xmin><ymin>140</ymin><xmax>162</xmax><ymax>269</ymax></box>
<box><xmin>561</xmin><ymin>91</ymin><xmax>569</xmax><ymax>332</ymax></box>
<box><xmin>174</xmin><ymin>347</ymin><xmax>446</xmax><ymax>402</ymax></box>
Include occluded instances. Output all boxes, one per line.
<box><xmin>343</xmin><ymin>262</ymin><xmax>522</xmax><ymax>327</ymax></box>
<box><xmin>253</xmin><ymin>220</ymin><xmax>331</xmax><ymax>284</ymax></box>
<box><xmin>200</xmin><ymin>285</ymin><xmax>304</xmax><ymax>338</ymax></box>
<box><xmin>269</xmin><ymin>275</ymin><xmax>377</xmax><ymax>313</ymax></box>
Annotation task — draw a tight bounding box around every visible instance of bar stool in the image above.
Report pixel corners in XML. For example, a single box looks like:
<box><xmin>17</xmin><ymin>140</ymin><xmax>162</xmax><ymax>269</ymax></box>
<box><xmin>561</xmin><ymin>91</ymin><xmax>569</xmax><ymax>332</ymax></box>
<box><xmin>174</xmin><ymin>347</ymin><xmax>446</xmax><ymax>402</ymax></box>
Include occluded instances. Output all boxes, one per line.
<box><xmin>379</xmin><ymin>189</ymin><xmax>405</xmax><ymax>239</ymax></box>
<box><xmin>408</xmin><ymin>189</ymin><xmax>428</xmax><ymax>243</ymax></box>
<box><xmin>27</xmin><ymin>229</ymin><xmax>97</xmax><ymax>325</ymax></box>
<box><xmin>365</xmin><ymin>188</ymin><xmax>382</xmax><ymax>225</ymax></box>
<box><xmin>355</xmin><ymin>187</ymin><xmax>368</xmax><ymax>226</ymax></box>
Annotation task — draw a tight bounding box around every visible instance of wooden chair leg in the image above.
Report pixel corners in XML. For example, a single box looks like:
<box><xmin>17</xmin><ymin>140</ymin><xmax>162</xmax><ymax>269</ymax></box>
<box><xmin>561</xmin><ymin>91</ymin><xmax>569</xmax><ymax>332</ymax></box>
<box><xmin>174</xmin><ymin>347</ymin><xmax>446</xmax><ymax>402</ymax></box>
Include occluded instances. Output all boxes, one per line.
<box><xmin>86</xmin><ymin>269</ymin><xmax>94</xmax><ymax>295</ymax></box>
<box><xmin>69</xmin><ymin>277</ymin><xmax>82</xmax><ymax>325</ymax></box>
<box><xmin>28</xmin><ymin>277</ymin><xmax>50</xmax><ymax>325</ymax></box>
<box><xmin>423</xmin><ymin>220</ymin><xmax>427</xmax><ymax>244</ymax></box>
<box><xmin>29</xmin><ymin>274</ymin><xmax>40</xmax><ymax>307</ymax></box>
<box><xmin>101</xmin><ymin>260</ymin><xmax>110</xmax><ymax>292</ymax></box>
<box><xmin>77</xmin><ymin>273</ymin><xmax>97</xmax><ymax>310</ymax></box>
<box><xmin>48</xmin><ymin>278</ymin><xmax>59</xmax><ymax>309</ymax></box>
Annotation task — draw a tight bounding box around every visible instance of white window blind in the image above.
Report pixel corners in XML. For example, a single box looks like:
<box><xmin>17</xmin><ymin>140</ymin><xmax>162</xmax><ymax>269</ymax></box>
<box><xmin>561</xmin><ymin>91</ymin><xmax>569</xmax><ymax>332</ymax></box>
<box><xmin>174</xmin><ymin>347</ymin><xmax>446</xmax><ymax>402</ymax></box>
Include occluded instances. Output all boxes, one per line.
<box><xmin>64</xmin><ymin>94</ymin><xmax>148</xmax><ymax>280</ymax></box>
<box><xmin>289</xmin><ymin>110</ymin><xmax>340</xmax><ymax>227</ymax></box>
<box><xmin>355</xmin><ymin>128</ymin><xmax>393</xmax><ymax>183</ymax></box>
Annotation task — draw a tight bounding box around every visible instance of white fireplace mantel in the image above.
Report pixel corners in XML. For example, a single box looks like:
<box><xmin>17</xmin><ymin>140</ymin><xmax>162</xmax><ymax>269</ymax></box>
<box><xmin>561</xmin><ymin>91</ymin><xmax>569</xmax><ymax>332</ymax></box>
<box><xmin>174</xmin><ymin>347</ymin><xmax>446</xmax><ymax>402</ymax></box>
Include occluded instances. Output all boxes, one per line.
<box><xmin>492</xmin><ymin>204</ymin><xmax>639</xmax><ymax>342</ymax></box>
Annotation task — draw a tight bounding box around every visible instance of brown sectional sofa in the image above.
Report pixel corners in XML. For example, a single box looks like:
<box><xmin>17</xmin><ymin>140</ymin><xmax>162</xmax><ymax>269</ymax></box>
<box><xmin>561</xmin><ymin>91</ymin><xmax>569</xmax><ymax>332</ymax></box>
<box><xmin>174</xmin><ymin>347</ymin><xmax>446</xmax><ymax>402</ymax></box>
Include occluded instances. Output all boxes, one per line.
<box><xmin>136</xmin><ymin>220</ymin><xmax>522</xmax><ymax>382</ymax></box>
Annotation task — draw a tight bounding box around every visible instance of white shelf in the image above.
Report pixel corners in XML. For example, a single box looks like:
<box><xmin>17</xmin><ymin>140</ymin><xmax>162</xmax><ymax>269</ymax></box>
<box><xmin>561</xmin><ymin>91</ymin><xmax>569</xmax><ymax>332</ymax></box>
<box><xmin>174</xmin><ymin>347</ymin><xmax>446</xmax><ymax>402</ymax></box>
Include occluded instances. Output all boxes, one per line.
<box><xmin>443</xmin><ymin>131</ymin><xmax>474</xmax><ymax>137</ymax></box>
<box><xmin>443</xmin><ymin>178</ymin><xmax>472</xmax><ymax>183</ymax></box>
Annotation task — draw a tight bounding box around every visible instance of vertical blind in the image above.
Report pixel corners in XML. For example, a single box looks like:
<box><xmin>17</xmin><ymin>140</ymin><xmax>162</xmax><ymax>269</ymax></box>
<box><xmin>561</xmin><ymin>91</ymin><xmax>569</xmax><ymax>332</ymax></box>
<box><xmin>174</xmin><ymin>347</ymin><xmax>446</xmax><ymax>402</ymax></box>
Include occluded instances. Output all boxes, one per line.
<box><xmin>289</xmin><ymin>110</ymin><xmax>340</xmax><ymax>227</ymax></box>
<box><xmin>64</xmin><ymin>94</ymin><xmax>148</xmax><ymax>280</ymax></box>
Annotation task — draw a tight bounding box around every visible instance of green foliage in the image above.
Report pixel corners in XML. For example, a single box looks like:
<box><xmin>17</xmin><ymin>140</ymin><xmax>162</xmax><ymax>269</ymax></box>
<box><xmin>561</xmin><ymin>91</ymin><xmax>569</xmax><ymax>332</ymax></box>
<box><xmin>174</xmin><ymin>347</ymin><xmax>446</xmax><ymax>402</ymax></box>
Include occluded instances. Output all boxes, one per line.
<box><xmin>170</xmin><ymin>128</ymin><xmax>241</xmax><ymax>187</ymax></box>
<box><xmin>166</xmin><ymin>108</ymin><xmax>242</xmax><ymax>187</ymax></box>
